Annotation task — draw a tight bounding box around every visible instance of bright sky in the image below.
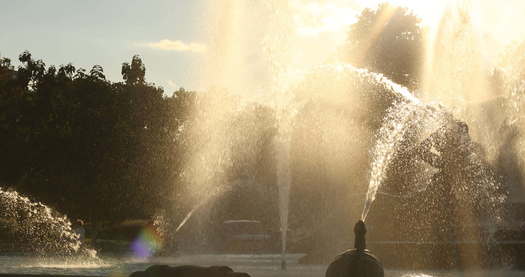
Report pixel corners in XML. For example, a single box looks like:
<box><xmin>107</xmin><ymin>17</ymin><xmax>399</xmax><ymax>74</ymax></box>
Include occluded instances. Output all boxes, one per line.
<box><xmin>2</xmin><ymin>0</ymin><xmax>525</xmax><ymax>95</ymax></box>
<box><xmin>1</xmin><ymin>0</ymin><xmax>208</xmax><ymax>94</ymax></box>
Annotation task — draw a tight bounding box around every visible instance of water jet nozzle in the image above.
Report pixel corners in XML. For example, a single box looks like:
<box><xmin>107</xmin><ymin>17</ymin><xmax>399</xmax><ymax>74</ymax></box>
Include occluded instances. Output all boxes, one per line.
<box><xmin>354</xmin><ymin>220</ymin><xmax>366</xmax><ymax>251</ymax></box>
<box><xmin>325</xmin><ymin>220</ymin><xmax>383</xmax><ymax>277</ymax></box>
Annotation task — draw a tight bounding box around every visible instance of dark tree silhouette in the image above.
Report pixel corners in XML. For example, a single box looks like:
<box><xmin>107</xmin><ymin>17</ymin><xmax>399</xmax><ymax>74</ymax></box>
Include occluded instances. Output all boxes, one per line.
<box><xmin>343</xmin><ymin>3</ymin><xmax>424</xmax><ymax>90</ymax></box>
<box><xmin>0</xmin><ymin>51</ymin><xmax>198</xmax><ymax>222</ymax></box>
<box><xmin>0</xmin><ymin>51</ymin><xmax>281</xmax><ymax>228</ymax></box>
<box><xmin>121</xmin><ymin>55</ymin><xmax>146</xmax><ymax>85</ymax></box>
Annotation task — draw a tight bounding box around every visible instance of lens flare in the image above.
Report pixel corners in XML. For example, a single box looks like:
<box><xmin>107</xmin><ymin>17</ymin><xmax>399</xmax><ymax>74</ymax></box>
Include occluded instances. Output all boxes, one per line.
<box><xmin>131</xmin><ymin>225</ymin><xmax>163</xmax><ymax>259</ymax></box>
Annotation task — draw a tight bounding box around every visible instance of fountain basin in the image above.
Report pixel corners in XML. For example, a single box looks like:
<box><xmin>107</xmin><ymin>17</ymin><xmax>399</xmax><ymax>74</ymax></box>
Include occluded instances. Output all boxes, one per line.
<box><xmin>0</xmin><ymin>254</ymin><xmax>524</xmax><ymax>277</ymax></box>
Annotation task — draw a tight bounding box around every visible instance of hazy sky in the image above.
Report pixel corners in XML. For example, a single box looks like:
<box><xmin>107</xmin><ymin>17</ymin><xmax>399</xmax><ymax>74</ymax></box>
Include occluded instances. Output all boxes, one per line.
<box><xmin>2</xmin><ymin>0</ymin><xmax>525</xmax><ymax>96</ymax></box>
<box><xmin>1</xmin><ymin>0</ymin><xmax>208</xmax><ymax>94</ymax></box>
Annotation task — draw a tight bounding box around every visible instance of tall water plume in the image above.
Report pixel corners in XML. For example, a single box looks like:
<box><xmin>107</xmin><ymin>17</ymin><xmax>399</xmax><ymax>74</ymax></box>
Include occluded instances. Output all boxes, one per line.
<box><xmin>180</xmin><ymin>0</ymin><xmax>357</xmax><ymax>264</ymax></box>
<box><xmin>341</xmin><ymin>0</ymin><xmax>521</xmax><ymax>221</ymax></box>
<box><xmin>175</xmin><ymin>0</ymin><xmax>519</xmax><ymax>265</ymax></box>
<box><xmin>413</xmin><ymin>1</ymin><xmax>525</xmax><ymax>242</ymax></box>
<box><xmin>276</xmin><ymin>125</ymin><xmax>291</xmax><ymax>269</ymax></box>
<box><xmin>419</xmin><ymin>0</ymin><xmax>525</xmax><ymax>162</ymax></box>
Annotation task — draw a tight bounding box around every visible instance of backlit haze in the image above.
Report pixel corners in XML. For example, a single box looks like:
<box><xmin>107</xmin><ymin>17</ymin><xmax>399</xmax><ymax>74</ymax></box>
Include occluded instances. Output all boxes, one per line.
<box><xmin>199</xmin><ymin>0</ymin><xmax>525</xmax><ymax>99</ymax></box>
<box><xmin>2</xmin><ymin>0</ymin><xmax>525</xmax><ymax>274</ymax></box>
<box><xmin>3</xmin><ymin>0</ymin><xmax>525</xmax><ymax>95</ymax></box>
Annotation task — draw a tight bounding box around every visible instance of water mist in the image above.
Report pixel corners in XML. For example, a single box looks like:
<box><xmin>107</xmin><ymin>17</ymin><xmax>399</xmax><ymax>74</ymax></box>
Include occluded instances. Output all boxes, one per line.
<box><xmin>0</xmin><ymin>187</ymin><xmax>99</xmax><ymax>259</ymax></box>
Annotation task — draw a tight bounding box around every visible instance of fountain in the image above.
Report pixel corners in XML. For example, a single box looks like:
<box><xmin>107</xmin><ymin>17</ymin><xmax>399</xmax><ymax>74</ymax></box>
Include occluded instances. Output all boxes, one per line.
<box><xmin>276</xmin><ymin>129</ymin><xmax>291</xmax><ymax>271</ymax></box>
<box><xmin>0</xmin><ymin>187</ymin><xmax>99</xmax><ymax>258</ymax></box>
<box><xmin>166</xmin><ymin>60</ymin><xmax>440</xmax><ymax>264</ymax></box>
<box><xmin>160</xmin><ymin>56</ymin><xmax>511</xmax><ymax>269</ymax></box>
<box><xmin>3</xmin><ymin>1</ymin><xmax>525</xmax><ymax>276</ymax></box>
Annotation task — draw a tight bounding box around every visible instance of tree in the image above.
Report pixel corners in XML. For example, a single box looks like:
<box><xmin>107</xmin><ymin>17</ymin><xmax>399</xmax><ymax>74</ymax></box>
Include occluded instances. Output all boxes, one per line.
<box><xmin>121</xmin><ymin>55</ymin><xmax>146</xmax><ymax>85</ymax></box>
<box><xmin>343</xmin><ymin>3</ymin><xmax>424</xmax><ymax>90</ymax></box>
<box><xmin>0</xmin><ymin>51</ymin><xmax>198</xmax><ymax>222</ymax></box>
<box><xmin>17</xmin><ymin>50</ymin><xmax>46</xmax><ymax>89</ymax></box>
<box><xmin>89</xmin><ymin>65</ymin><xmax>106</xmax><ymax>81</ymax></box>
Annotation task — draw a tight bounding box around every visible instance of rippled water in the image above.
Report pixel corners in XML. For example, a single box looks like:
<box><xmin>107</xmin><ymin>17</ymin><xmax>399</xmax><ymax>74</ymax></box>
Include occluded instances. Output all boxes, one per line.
<box><xmin>0</xmin><ymin>254</ymin><xmax>523</xmax><ymax>277</ymax></box>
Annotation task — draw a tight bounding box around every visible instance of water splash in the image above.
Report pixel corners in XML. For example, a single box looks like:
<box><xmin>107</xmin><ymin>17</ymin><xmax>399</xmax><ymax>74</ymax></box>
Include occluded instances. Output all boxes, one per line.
<box><xmin>362</xmin><ymin>102</ymin><xmax>446</xmax><ymax>221</ymax></box>
<box><xmin>0</xmin><ymin>187</ymin><xmax>98</xmax><ymax>258</ymax></box>
<box><xmin>361</xmin><ymin>91</ymin><xmax>507</xmax><ymax>246</ymax></box>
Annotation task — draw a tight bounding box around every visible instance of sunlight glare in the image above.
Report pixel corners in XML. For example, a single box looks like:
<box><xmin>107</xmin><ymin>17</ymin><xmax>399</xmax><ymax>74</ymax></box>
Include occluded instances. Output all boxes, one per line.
<box><xmin>390</xmin><ymin>0</ymin><xmax>452</xmax><ymax>28</ymax></box>
<box><xmin>292</xmin><ymin>0</ymin><xmax>358</xmax><ymax>37</ymax></box>
<box><xmin>356</xmin><ymin>0</ymin><xmax>456</xmax><ymax>30</ymax></box>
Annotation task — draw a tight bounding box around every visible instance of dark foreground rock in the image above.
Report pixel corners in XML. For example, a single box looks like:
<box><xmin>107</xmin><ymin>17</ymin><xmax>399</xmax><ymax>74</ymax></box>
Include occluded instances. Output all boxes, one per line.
<box><xmin>129</xmin><ymin>265</ymin><xmax>251</xmax><ymax>277</ymax></box>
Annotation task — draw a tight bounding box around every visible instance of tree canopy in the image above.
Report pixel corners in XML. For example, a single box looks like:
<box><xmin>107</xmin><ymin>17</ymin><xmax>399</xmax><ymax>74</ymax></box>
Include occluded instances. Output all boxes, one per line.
<box><xmin>0</xmin><ymin>51</ymin><xmax>280</xmax><ymax>225</ymax></box>
<box><xmin>343</xmin><ymin>3</ymin><xmax>424</xmax><ymax>90</ymax></box>
<box><xmin>0</xmin><ymin>52</ymin><xmax>192</xmax><ymax>221</ymax></box>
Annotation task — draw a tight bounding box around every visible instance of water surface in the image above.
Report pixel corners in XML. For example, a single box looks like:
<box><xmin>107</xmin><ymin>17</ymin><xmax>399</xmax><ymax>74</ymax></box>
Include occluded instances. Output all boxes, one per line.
<box><xmin>0</xmin><ymin>254</ymin><xmax>522</xmax><ymax>277</ymax></box>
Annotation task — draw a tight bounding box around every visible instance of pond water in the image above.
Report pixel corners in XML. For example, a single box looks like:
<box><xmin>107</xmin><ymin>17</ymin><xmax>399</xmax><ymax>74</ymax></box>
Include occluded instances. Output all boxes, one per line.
<box><xmin>0</xmin><ymin>254</ymin><xmax>523</xmax><ymax>277</ymax></box>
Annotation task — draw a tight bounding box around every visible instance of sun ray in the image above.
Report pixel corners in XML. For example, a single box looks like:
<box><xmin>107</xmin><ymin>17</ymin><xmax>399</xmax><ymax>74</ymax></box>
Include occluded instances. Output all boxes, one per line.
<box><xmin>352</xmin><ymin>3</ymin><xmax>398</xmax><ymax>65</ymax></box>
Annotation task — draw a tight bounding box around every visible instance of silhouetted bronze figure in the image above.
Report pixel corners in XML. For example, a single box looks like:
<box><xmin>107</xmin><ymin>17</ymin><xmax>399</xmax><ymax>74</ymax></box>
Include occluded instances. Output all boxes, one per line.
<box><xmin>325</xmin><ymin>220</ymin><xmax>384</xmax><ymax>277</ymax></box>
